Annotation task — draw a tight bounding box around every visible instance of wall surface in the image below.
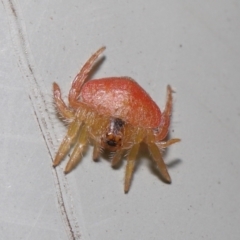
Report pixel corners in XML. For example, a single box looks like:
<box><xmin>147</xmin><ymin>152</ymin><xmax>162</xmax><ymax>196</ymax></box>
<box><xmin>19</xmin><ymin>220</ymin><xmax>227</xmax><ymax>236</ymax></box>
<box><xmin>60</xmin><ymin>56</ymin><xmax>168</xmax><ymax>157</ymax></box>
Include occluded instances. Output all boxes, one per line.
<box><xmin>1</xmin><ymin>1</ymin><xmax>240</xmax><ymax>239</ymax></box>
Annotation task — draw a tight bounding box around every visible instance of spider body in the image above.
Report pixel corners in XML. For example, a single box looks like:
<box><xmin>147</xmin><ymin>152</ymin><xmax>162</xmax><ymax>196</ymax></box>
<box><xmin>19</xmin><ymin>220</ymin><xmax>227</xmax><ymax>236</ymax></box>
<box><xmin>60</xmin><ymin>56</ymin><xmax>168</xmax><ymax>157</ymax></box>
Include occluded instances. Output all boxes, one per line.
<box><xmin>80</xmin><ymin>77</ymin><xmax>161</xmax><ymax>128</ymax></box>
<box><xmin>53</xmin><ymin>47</ymin><xmax>180</xmax><ymax>193</ymax></box>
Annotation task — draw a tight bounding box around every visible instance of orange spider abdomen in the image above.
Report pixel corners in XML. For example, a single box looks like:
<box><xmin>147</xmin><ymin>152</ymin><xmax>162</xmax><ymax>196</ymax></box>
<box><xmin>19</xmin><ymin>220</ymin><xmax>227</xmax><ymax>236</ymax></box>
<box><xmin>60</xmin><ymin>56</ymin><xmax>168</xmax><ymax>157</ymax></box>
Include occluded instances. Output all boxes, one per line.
<box><xmin>80</xmin><ymin>77</ymin><xmax>162</xmax><ymax>128</ymax></box>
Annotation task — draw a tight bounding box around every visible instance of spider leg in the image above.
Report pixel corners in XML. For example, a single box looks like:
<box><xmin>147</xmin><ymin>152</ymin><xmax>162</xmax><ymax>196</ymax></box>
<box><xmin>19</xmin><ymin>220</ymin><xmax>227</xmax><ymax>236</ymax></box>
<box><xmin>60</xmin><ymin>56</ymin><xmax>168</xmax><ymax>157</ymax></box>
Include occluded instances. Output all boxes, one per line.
<box><xmin>111</xmin><ymin>150</ymin><xmax>124</xmax><ymax>167</ymax></box>
<box><xmin>92</xmin><ymin>141</ymin><xmax>102</xmax><ymax>161</ymax></box>
<box><xmin>155</xmin><ymin>85</ymin><xmax>173</xmax><ymax>141</ymax></box>
<box><xmin>64</xmin><ymin>125</ymin><xmax>88</xmax><ymax>173</ymax></box>
<box><xmin>53</xmin><ymin>82</ymin><xmax>75</xmax><ymax>120</ymax></box>
<box><xmin>160</xmin><ymin>138</ymin><xmax>181</xmax><ymax>148</ymax></box>
<box><xmin>64</xmin><ymin>124</ymin><xmax>88</xmax><ymax>173</ymax></box>
<box><xmin>124</xmin><ymin>143</ymin><xmax>140</xmax><ymax>193</ymax></box>
<box><xmin>53</xmin><ymin>120</ymin><xmax>81</xmax><ymax>167</ymax></box>
<box><xmin>148</xmin><ymin>142</ymin><xmax>171</xmax><ymax>183</ymax></box>
<box><xmin>111</xmin><ymin>123</ymin><xmax>135</xmax><ymax>167</ymax></box>
<box><xmin>69</xmin><ymin>47</ymin><xmax>106</xmax><ymax>108</ymax></box>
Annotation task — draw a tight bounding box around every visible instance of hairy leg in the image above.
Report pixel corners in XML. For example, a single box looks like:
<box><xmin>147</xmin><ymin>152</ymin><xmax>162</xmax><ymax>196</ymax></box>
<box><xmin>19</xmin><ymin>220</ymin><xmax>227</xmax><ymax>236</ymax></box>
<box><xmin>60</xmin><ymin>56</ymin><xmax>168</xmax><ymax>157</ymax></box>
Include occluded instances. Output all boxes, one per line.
<box><xmin>87</xmin><ymin>114</ymin><xmax>109</xmax><ymax>161</ymax></box>
<box><xmin>111</xmin><ymin>150</ymin><xmax>124</xmax><ymax>167</ymax></box>
<box><xmin>155</xmin><ymin>85</ymin><xmax>173</xmax><ymax>141</ymax></box>
<box><xmin>92</xmin><ymin>141</ymin><xmax>102</xmax><ymax>161</ymax></box>
<box><xmin>111</xmin><ymin>123</ymin><xmax>136</xmax><ymax>167</ymax></box>
<box><xmin>148</xmin><ymin>142</ymin><xmax>171</xmax><ymax>183</ymax></box>
<box><xmin>159</xmin><ymin>138</ymin><xmax>181</xmax><ymax>148</ymax></box>
<box><xmin>64</xmin><ymin>124</ymin><xmax>88</xmax><ymax>173</ymax></box>
<box><xmin>69</xmin><ymin>47</ymin><xmax>106</xmax><ymax>108</ymax></box>
<box><xmin>53</xmin><ymin>120</ymin><xmax>81</xmax><ymax>167</ymax></box>
<box><xmin>124</xmin><ymin>143</ymin><xmax>140</xmax><ymax>193</ymax></box>
<box><xmin>53</xmin><ymin>82</ymin><xmax>75</xmax><ymax>120</ymax></box>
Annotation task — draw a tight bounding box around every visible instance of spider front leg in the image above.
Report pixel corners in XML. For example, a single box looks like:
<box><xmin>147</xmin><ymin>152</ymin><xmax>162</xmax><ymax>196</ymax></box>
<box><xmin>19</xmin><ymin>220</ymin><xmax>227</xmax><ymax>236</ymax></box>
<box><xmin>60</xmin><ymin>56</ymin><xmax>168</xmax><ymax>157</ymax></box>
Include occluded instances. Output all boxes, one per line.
<box><xmin>53</xmin><ymin>82</ymin><xmax>75</xmax><ymax>120</ymax></box>
<box><xmin>92</xmin><ymin>142</ymin><xmax>102</xmax><ymax>161</ymax></box>
<box><xmin>123</xmin><ymin>127</ymin><xmax>145</xmax><ymax>193</ymax></box>
<box><xmin>124</xmin><ymin>143</ymin><xmax>140</xmax><ymax>193</ymax></box>
<box><xmin>64</xmin><ymin>124</ymin><xmax>88</xmax><ymax>173</ymax></box>
<box><xmin>87</xmin><ymin>114</ymin><xmax>109</xmax><ymax>161</ymax></box>
<box><xmin>69</xmin><ymin>47</ymin><xmax>106</xmax><ymax>108</ymax></box>
<box><xmin>53</xmin><ymin>119</ymin><xmax>82</xmax><ymax>167</ymax></box>
<box><xmin>111</xmin><ymin>150</ymin><xmax>124</xmax><ymax>167</ymax></box>
<box><xmin>111</xmin><ymin>125</ymin><xmax>133</xmax><ymax>167</ymax></box>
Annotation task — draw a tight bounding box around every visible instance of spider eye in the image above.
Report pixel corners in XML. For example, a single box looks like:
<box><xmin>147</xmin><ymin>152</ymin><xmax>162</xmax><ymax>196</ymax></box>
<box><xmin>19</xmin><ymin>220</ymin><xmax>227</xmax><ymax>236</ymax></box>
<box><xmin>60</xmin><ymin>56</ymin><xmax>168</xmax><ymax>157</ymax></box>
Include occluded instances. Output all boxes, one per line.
<box><xmin>107</xmin><ymin>139</ymin><xmax>117</xmax><ymax>147</ymax></box>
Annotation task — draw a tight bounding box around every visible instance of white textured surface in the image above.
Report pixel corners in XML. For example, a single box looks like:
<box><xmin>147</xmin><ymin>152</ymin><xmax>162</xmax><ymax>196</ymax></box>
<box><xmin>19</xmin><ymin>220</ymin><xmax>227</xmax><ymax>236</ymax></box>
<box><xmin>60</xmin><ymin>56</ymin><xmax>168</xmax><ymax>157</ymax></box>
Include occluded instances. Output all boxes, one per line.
<box><xmin>1</xmin><ymin>1</ymin><xmax>240</xmax><ymax>240</ymax></box>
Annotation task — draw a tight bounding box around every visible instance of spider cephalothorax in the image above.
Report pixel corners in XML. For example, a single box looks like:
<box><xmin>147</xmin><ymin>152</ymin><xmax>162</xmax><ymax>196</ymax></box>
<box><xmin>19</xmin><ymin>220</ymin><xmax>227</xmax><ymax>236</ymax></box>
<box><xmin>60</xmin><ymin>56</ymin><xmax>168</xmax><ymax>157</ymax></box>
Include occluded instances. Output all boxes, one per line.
<box><xmin>53</xmin><ymin>47</ymin><xmax>180</xmax><ymax>193</ymax></box>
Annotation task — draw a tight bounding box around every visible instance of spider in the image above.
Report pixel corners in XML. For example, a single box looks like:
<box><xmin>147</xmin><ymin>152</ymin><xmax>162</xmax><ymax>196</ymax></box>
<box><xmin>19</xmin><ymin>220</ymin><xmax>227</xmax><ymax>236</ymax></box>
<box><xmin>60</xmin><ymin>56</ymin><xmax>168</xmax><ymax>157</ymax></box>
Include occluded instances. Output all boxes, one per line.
<box><xmin>52</xmin><ymin>47</ymin><xmax>180</xmax><ymax>193</ymax></box>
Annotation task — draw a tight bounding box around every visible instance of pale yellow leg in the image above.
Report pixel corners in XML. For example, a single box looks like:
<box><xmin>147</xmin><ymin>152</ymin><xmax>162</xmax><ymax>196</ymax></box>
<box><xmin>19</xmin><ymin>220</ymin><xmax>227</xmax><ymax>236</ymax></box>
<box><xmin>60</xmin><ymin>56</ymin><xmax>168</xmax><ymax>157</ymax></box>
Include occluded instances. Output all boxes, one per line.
<box><xmin>111</xmin><ymin>124</ymin><xmax>135</xmax><ymax>167</ymax></box>
<box><xmin>160</xmin><ymin>138</ymin><xmax>181</xmax><ymax>148</ymax></box>
<box><xmin>53</xmin><ymin>82</ymin><xmax>75</xmax><ymax>120</ymax></box>
<box><xmin>156</xmin><ymin>85</ymin><xmax>173</xmax><ymax>141</ymax></box>
<box><xmin>53</xmin><ymin>120</ymin><xmax>81</xmax><ymax>167</ymax></box>
<box><xmin>148</xmin><ymin>143</ymin><xmax>171</xmax><ymax>183</ymax></box>
<box><xmin>111</xmin><ymin>150</ymin><xmax>123</xmax><ymax>167</ymax></box>
<box><xmin>164</xmin><ymin>85</ymin><xmax>173</xmax><ymax>116</ymax></box>
<box><xmin>69</xmin><ymin>47</ymin><xmax>106</xmax><ymax>107</ymax></box>
<box><xmin>93</xmin><ymin>142</ymin><xmax>101</xmax><ymax>161</ymax></box>
<box><xmin>124</xmin><ymin>143</ymin><xmax>140</xmax><ymax>193</ymax></box>
<box><xmin>64</xmin><ymin>125</ymin><xmax>88</xmax><ymax>173</ymax></box>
